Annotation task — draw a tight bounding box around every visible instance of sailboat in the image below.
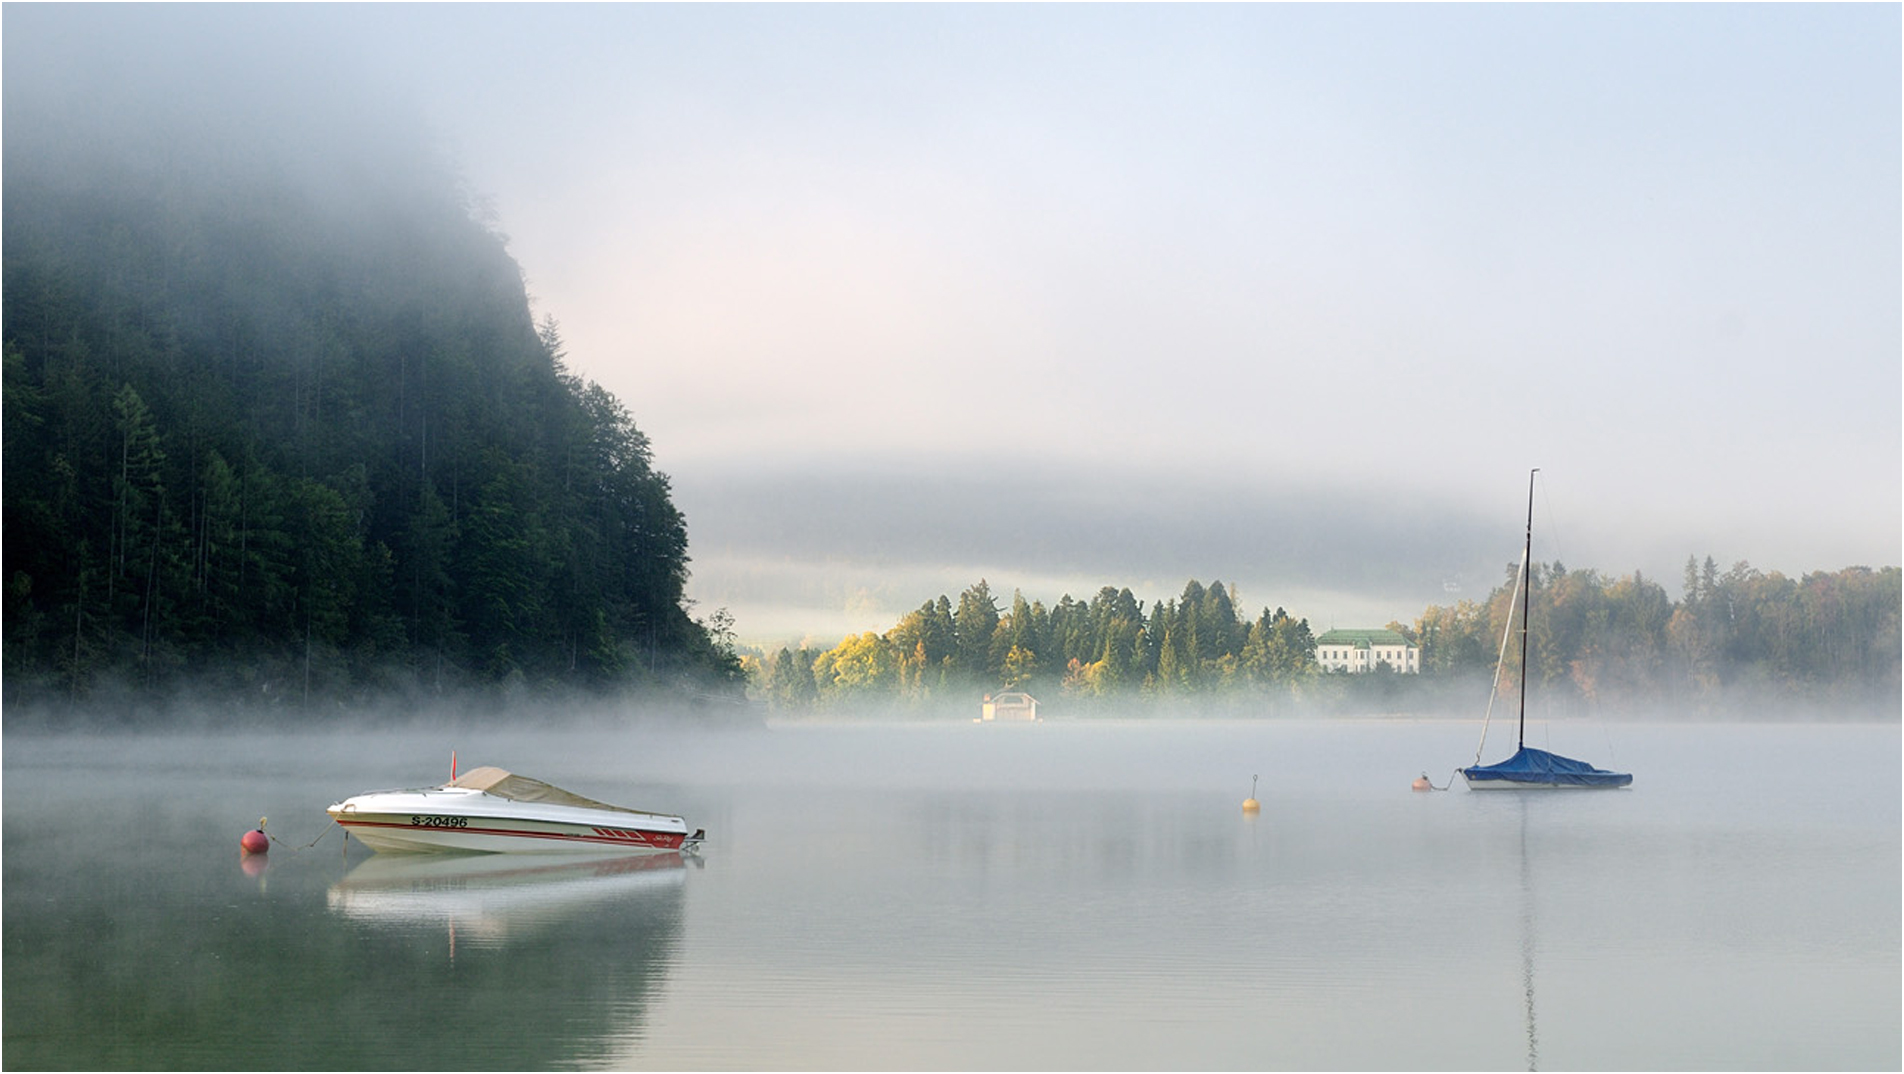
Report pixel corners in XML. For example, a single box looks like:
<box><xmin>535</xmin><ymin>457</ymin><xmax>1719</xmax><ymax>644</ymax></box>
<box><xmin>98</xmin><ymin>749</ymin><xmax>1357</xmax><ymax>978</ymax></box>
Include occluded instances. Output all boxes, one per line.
<box><xmin>1460</xmin><ymin>470</ymin><xmax>1632</xmax><ymax>790</ymax></box>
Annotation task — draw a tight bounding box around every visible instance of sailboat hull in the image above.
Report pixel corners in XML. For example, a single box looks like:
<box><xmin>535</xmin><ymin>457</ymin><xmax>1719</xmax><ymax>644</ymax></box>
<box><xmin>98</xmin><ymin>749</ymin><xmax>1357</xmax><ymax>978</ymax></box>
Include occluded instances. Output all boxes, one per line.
<box><xmin>1461</xmin><ymin>774</ymin><xmax>1632</xmax><ymax>790</ymax></box>
<box><xmin>1460</xmin><ymin>746</ymin><xmax>1632</xmax><ymax>790</ymax></box>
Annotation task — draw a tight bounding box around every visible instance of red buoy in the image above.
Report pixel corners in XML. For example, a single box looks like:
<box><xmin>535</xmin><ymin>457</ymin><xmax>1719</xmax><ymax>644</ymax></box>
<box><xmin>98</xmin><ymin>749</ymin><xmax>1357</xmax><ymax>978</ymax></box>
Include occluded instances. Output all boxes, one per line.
<box><xmin>240</xmin><ymin>817</ymin><xmax>270</xmax><ymax>854</ymax></box>
<box><xmin>1411</xmin><ymin>774</ymin><xmax>1433</xmax><ymax>792</ymax></box>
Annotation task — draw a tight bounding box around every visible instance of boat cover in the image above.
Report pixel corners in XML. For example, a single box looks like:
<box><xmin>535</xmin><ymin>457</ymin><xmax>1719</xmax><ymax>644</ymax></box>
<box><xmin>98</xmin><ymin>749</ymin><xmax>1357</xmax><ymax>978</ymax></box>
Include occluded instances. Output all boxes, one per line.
<box><xmin>445</xmin><ymin>766</ymin><xmax>648</xmax><ymax>814</ymax></box>
<box><xmin>1462</xmin><ymin>746</ymin><xmax>1632</xmax><ymax>788</ymax></box>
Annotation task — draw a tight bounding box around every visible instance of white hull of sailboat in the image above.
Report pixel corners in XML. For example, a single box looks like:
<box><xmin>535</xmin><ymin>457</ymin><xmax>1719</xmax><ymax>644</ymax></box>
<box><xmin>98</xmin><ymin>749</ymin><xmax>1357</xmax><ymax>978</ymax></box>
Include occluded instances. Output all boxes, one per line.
<box><xmin>1460</xmin><ymin>776</ymin><xmax>1630</xmax><ymax>791</ymax></box>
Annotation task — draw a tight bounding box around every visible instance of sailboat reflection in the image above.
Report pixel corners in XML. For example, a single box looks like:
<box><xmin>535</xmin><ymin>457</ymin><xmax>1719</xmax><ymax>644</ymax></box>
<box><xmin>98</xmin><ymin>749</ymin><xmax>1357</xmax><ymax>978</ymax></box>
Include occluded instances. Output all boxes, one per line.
<box><xmin>1517</xmin><ymin>798</ymin><xmax>1539</xmax><ymax>1072</ymax></box>
<box><xmin>327</xmin><ymin>851</ymin><xmax>689</xmax><ymax>945</ymax></box>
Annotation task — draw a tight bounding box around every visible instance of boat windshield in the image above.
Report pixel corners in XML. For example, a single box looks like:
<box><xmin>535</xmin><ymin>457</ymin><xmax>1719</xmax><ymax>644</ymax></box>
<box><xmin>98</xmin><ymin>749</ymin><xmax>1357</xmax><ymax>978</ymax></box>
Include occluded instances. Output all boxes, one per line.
<box><xmin>445</xmin><ymin>766</ymin><xmax>645</xmax><ymax>814</ymax></box>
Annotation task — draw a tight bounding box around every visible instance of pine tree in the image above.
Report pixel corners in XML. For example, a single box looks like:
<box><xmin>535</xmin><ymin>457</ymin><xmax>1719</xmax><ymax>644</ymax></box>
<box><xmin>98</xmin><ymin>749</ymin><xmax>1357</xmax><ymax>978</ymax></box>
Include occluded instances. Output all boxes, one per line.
<box><xmin>954</xmin><ymin>580</ymin><xmax>1000</xmax><ymax>680</ymax></box>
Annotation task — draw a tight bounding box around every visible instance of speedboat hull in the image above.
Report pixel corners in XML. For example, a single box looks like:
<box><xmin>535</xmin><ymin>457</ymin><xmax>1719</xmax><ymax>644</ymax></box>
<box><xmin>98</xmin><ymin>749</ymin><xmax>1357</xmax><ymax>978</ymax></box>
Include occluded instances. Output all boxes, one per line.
<box><xmin>328</xmin><ymin>768</ymin><xmax>699</xmax><ymax>854</ymax></box>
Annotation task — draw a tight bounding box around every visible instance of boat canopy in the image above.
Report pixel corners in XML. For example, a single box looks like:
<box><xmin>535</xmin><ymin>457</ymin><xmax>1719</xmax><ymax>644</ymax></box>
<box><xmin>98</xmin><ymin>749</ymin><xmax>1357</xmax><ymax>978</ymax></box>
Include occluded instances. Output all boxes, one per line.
<box><xmin>446</xmin><ymin>766</ymin><xmax>647</xmax><ymax>814</ymax></box>
<box><xmin>1463</xmin><ymin>746</ymin><xmax>1633</xmax><ymax>788</ymax></box>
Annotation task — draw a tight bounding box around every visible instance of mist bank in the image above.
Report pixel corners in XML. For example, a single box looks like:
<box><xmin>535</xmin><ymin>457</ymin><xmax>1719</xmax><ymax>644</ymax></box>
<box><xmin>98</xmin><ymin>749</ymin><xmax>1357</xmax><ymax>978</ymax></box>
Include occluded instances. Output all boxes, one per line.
<box><xmin>0</xmin><ymin>683</ymin><xmax>764</xmax><ymax>737</ymax></box>
<box><xmin>744</xmin><ymin>562</ymin><xmax>1902</xmax><ymax>721</ymax></box>
<box><xmin>1</xmin><ymin>17</ymin><xmax>742</xmax><ymax>717</ymax></box>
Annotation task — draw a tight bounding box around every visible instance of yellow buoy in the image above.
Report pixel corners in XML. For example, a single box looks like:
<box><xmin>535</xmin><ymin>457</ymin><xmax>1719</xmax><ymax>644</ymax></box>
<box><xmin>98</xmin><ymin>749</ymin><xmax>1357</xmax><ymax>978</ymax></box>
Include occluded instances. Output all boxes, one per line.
<box><xmin>1242</xmin><ymin>774</ymin><xmax>1261</xmax><ymax>813</ymax></box>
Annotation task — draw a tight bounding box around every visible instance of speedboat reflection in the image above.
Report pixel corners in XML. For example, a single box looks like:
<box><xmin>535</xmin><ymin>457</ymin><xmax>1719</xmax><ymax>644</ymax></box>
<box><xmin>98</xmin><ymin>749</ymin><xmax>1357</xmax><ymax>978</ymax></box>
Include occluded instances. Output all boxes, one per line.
<box><xmin>327</xmin><ymin>850</ymin><xmax>688</xmax><ymax>944</ymax></box>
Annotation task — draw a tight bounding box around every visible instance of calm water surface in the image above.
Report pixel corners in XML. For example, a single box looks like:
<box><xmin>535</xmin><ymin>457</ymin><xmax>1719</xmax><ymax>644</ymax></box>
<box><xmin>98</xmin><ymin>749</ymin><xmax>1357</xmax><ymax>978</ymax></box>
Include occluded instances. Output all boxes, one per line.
<box><xmin>5</xmin><ymin>717</ymin><xmax>1898</xmax><ymax>1070</ymax></box>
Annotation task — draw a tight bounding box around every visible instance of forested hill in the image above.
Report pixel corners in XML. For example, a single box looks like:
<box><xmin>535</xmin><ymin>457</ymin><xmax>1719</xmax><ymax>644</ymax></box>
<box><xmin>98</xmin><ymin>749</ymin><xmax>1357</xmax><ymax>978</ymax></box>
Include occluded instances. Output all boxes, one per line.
<box><xmin>2</xmin><ymin>66</ymin><xmax>740</xmax><ymax>717</ymax></box>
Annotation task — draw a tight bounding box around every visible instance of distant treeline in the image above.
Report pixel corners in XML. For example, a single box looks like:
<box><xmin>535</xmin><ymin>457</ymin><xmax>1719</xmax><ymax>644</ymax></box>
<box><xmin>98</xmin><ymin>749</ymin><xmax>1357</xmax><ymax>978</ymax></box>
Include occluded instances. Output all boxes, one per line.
<box><xmin>750</xmin><ymin>580</ymin><xmax>1315</xmax><ymax>712</ymax></box>
<box><xmin>747</xmin><ymin>562</ymin><xmax>1900</xmax><ymax>716</ymax></box>
<box><xmin>1417</xmin><ymin>558</ymin><xmax>1899</xmax><ymax>714</ymax></box>
<box><xmin>2</xmin><ymin>84</ymin><xmax>741</xmax><ymax>717</ymax></box>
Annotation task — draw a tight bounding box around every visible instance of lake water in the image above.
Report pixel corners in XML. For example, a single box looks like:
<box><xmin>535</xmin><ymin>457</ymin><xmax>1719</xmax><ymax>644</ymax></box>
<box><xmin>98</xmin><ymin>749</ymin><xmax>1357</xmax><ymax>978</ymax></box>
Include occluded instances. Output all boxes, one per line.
<box><xmin>4</xmin><ymin>716</ymin><xmax>1897</xmax><ymax>1071</ymax></box>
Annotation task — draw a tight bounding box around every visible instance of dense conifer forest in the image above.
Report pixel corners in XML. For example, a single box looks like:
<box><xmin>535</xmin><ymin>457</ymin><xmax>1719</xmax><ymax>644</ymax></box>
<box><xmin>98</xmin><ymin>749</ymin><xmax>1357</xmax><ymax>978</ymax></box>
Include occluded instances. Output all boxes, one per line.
<box><xmin>751</xmin><ymin>562</ymin><xmax>1900</xmax><ymax>718</ymax></box>
<box><xmin>2</xmin><ymin>75</ymin><xmax>742</xmax><ymax>718</ymax></box>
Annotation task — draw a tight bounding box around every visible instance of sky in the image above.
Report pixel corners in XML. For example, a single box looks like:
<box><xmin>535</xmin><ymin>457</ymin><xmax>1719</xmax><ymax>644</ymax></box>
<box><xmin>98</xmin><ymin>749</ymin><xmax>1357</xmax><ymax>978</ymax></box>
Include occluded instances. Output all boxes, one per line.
<box><xmin>10</xmin><ymin>5</ymin><xmax>1900</xmax><ymax>648</ymax></box>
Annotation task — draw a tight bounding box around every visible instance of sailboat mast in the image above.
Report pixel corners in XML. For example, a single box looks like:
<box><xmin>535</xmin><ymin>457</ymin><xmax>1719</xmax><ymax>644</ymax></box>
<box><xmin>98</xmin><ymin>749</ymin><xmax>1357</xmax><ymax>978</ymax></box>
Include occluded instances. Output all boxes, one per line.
<box><xmin>1518</xmin><ymin>468</ymin><xmax>1538</xmax><ymax>750</ymax></box>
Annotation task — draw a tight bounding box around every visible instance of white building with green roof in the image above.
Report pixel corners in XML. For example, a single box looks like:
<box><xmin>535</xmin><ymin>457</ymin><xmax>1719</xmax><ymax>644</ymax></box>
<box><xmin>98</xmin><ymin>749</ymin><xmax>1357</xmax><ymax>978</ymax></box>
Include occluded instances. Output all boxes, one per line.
<box><xmin>1314</xmin><ymin>628</ymin><xmax>1419</xmax><ymax>674</ymax></box>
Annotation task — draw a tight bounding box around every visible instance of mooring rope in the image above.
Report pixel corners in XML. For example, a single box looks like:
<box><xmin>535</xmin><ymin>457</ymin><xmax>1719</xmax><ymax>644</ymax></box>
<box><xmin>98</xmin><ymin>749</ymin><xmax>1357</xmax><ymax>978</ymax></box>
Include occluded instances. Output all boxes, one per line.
<box><xmin>1475</xmin><ymin>543</ymin><xmax>1529</xmax><ymax>767</ymax></box>
<box><xmin>265</xmin><ymin>821</ymin><xmax>341</xmax><ymax>852</ymax></box>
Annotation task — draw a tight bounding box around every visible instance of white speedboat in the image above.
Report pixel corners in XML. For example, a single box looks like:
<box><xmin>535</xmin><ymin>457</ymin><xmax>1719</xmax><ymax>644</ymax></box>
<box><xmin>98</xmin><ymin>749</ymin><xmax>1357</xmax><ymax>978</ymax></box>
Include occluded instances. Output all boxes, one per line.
<box><xmin>328</xmin><ymin>765</ymin><xmax>703</xmax><ymax>854</ymax></box>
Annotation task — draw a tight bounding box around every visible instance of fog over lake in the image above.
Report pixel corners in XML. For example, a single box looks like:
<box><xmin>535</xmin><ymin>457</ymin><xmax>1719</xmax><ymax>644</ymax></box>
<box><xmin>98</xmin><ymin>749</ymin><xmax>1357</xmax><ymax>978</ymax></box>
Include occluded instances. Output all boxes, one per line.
<box><xmin>5</xmin><ymin>714</ymin><xmax>1897</xmax><ymax>1070</ymax></box>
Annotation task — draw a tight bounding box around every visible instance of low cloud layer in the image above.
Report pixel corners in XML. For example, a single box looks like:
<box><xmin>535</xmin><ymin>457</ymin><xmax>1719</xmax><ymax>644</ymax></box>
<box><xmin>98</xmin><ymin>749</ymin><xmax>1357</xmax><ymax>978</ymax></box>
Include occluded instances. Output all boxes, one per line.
<box><xmin>675</xmin><ymin>462</ymin><xmax>1515</xmax><ymax>645</ymax></box>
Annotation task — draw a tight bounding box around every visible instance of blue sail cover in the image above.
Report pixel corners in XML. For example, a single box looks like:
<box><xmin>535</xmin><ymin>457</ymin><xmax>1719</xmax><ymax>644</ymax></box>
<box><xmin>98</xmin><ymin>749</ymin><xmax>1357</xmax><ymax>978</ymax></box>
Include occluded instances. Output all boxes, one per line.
<box><xmin>1461</xmin><ymin>746</ymin><xmax>1633</xmax><ymax>788</ymax></box>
